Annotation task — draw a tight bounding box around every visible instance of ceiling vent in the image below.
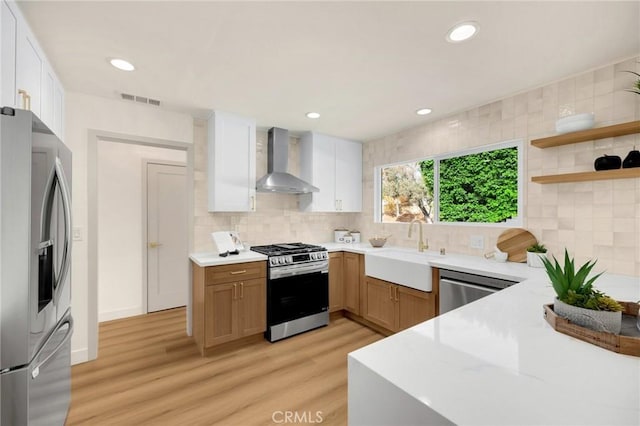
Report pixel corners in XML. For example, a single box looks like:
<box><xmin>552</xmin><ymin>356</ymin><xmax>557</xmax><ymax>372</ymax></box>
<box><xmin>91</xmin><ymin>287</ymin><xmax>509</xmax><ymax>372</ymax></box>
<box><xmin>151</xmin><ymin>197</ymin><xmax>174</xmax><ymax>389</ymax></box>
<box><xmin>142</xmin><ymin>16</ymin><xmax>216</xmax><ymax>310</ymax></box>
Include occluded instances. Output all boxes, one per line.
<box><xmin>120</xmin><ymin>93</ymin><xmax>161</xmax><ymax>107</ymax></box>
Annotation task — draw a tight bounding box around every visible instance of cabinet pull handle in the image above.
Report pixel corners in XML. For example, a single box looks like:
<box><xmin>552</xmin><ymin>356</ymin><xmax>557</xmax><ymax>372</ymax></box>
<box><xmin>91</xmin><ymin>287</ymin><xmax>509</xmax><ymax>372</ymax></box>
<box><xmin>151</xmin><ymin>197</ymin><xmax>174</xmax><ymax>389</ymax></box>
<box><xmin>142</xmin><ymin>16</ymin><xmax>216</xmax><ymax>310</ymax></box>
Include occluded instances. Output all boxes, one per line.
<box><xmin>18</xmin><ymin>89</ymin><xmax>31</xmax><ymax>111</ymax></box>
<box><xmin>230</xmin><ymin>270</ymin><xmax>247</xmax><ymax>275</ymax></box>
<box><xmin>389</xmin><ymin>285</ymin><xmax>393</xmax><ymax>300</ymax></box>
<box><xmin>395</xmin><ymin>286</ymin><xmax>399</xmax><ymax>302</ymax></box>
<box><xmin>250</xmin><ymin>195</ymin><xmax>256</xmax><ymax>211</ymax></box>
<box><xmin>240</xmin><ymin>282</ymin><xmax>244</xmax><ymax>299</ymax></box>
<box><xmin>233</xmin><ymin>283</ymin><xmax>237</xmax><ymax>299</ymax></box>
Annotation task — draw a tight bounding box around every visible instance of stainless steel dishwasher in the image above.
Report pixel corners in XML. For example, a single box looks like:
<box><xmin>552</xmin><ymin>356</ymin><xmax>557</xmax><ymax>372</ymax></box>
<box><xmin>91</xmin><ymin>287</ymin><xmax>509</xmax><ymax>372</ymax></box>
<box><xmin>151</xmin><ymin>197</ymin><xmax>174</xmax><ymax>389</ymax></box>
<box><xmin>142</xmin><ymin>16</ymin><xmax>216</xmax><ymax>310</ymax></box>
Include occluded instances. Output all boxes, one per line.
<box><xmin>439</xmin><ymin>269</ymin><xmax>519</xmax><ymax>314</ymax></box>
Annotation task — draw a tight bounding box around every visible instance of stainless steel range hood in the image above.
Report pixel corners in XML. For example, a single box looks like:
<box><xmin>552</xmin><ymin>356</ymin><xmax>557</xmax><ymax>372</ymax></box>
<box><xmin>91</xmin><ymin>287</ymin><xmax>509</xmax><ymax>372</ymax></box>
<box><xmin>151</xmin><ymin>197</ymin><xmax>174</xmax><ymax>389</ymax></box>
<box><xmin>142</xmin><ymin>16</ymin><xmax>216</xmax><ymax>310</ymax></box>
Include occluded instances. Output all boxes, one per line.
<box><xmin>256</xmin><ymin>127</ymin><xmax>319</xmax><ymax>194</ymax></box>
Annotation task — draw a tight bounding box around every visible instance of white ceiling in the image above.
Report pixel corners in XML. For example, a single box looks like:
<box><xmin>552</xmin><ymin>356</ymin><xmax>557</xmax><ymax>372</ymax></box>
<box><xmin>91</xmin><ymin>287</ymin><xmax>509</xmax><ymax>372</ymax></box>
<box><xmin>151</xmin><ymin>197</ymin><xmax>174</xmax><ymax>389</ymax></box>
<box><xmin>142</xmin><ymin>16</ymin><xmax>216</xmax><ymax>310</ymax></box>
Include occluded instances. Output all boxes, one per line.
<box><xmin>18</xmin><ymin>1</ymin><xmax>640</xmax><ymax>141</ymax></box>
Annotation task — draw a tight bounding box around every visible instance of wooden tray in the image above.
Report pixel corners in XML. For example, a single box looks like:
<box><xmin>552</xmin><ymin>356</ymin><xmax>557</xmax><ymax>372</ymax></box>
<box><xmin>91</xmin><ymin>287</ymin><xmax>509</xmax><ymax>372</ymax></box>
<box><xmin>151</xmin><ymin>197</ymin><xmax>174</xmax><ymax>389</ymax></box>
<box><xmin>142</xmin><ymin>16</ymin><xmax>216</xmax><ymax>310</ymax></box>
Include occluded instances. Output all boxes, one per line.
<box><xmin>543</xmin><ymin>301</ymin><xmax>640</xmax><ymax>357</ymax></box>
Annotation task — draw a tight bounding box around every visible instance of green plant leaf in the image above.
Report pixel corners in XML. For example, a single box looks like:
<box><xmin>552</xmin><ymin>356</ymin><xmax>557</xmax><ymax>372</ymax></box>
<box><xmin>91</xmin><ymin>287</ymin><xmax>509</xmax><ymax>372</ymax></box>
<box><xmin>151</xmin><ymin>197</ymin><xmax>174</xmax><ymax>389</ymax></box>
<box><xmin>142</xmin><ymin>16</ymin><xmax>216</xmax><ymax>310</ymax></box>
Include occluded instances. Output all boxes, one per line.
<box><xmin>570</xmin><ymin>259</ymin><xmax>596</xmax><ymax>291</ymax></box>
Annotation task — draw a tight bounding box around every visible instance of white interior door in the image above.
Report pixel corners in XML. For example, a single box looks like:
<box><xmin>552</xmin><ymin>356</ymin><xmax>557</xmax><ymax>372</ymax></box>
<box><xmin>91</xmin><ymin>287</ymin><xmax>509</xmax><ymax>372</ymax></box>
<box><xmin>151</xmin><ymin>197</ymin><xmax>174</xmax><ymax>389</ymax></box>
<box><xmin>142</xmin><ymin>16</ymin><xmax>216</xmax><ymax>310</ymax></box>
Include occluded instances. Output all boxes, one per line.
<box><xmin>147</xmin><ymin>162</ymin><xmax>187</xmax><ymax>312</ymax></box>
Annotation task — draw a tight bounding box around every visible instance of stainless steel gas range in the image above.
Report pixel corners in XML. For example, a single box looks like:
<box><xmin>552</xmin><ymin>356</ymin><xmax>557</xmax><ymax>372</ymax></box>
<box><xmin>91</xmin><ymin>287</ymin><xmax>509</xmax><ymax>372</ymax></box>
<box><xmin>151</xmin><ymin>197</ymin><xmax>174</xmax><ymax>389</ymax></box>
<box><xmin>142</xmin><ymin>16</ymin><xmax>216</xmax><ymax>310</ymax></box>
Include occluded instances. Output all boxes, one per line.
<box><xmin>250</xmin><ymin>243</ymin><xmax>329</xmax><ymax>342</ymax></box>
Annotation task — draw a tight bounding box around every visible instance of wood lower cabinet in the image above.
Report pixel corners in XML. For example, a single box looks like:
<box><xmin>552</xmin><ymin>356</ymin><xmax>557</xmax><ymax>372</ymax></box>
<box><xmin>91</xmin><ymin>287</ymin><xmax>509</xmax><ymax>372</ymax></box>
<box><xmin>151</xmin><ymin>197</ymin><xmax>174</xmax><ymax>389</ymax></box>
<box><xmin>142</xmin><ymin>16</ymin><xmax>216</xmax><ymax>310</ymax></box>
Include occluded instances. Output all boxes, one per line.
<box><xmin>329</xmin><ymin>252</ymin><xmax>344</xmax><ymax>312</ymax></box>
<box><xmin>362</xmin><ymin>276</ymin><xmax>435</xmax><ymax>332</ymax></box>
<box><xmin>363</xmin><ymin>276</ymin><xmax>396</xmax><ymax>330</ymax></box>
<box><xmin>397</xmin><ymin>285</ymin><xmax>435</xmax><ymax>330</ymax></box>
<box><xmin>193</xmin><ymin>261</ymin><xmax>266</xmax><ymax>354</ymax></box>
<box><xmin>343</xmin><ymin>252</ymin><xmax>362</xmax><ymax>315</ymax></box>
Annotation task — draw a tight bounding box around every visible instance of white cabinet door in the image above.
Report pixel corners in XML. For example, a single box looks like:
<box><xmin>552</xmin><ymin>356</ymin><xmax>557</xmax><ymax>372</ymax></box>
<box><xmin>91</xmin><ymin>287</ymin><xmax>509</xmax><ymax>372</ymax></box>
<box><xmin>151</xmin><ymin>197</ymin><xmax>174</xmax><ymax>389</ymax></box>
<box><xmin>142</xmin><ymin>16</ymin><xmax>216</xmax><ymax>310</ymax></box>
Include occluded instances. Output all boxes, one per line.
<box><xmin>299</xmin><ymin>132</ymin><xmax>362</xmax><ymax>212</ymax></box>
<box><xmin>335</xmin><ymin>139</ymin><xmax>362</xmax><ymax>212</ymax></box>
<box><xmin>53</xmin><ymin>83</ymin><xmax>64</xmax><ymax>138</ymax></box>
<box><xmin>1</xmin><ymin>0</ymin><xmax>17</xmax><ymax>108</ymax></box>
<box><xmin>40</xmin><ymin>62</ymin><xmax>54</xmax><ymax>125</ymax></box>
<box><xmin>3</xmin><ymin>0</ymin><xmax>64</xmax><ymax>138</ymax></box>
<box><xmin>207</xmin><ymin>111</ymin><xmax>256</xmax><ymax>212</ymax></box>
<box><xmin>15</xmin><ymin>23</ymin><xmax>41</xmax><ymax>116</ymax></box>
<box><xmin>299</xmin><ymin>132</ymin><xmax>336</xmax><ymax>212</ymax></box>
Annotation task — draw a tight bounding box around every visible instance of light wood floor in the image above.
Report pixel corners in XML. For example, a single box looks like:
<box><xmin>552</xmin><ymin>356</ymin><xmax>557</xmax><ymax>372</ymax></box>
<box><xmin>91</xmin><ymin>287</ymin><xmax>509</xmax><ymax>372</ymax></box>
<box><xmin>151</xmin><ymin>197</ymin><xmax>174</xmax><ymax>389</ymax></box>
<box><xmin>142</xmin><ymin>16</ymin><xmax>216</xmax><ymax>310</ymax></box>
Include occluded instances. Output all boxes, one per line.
<box><xmin>67</xmin><ymin>308</ymin><xmax>382</xmax><ymax>425</ymax></box>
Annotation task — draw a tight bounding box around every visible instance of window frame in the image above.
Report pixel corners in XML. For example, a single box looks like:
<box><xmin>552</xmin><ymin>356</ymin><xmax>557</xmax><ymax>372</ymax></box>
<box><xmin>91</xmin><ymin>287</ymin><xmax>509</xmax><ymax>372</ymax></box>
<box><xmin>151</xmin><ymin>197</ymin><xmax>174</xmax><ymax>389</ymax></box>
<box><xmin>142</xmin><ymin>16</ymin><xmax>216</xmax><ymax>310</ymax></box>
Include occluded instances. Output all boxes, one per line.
<box><xmin>374</xmin><ymin>139</ymin><xmax>524</xmax><ymax>227</ymax></box>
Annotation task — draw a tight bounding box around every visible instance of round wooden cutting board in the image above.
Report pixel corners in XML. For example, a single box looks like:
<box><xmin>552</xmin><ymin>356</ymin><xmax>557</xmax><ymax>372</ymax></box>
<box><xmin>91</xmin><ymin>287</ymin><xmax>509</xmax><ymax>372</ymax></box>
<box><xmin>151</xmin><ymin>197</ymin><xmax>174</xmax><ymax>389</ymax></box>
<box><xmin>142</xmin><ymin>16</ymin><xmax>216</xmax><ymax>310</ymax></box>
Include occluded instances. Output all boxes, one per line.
<box><xmin>496</xmin><ymin>228</ymin><xmax>537</xmax><ymax>262</ymax></box>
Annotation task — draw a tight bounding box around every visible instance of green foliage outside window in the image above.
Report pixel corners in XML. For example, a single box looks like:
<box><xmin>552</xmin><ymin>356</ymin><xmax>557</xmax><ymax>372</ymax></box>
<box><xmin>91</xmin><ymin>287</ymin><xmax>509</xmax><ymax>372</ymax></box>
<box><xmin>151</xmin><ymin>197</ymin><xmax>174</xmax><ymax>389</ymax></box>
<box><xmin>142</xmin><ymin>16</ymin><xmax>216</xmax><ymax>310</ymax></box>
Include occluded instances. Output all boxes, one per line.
<box><xmin>437</xmin><ymin>147</ymin><xmax>518</xmax><ymax>223</ymax></box>
<box><xmin>381</xmin><ymin>161</ymin><xmax>434</xmax><ymax>223</ymax></box>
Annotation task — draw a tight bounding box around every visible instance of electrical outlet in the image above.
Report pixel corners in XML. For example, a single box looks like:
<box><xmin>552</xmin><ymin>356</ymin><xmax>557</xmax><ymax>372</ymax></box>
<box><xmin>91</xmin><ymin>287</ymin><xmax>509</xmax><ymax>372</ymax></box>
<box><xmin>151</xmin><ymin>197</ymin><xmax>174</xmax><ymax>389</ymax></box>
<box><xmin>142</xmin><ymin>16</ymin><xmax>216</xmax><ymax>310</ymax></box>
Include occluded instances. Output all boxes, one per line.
<box><xmin>72</xmin><ymin>227</ymin><xmax>83</xmax><ymax>241</ymax></box>
<box><xmin>470</xmin><ymin>235</ymin><xmax>484</xmax><ymax>249</ymax></box>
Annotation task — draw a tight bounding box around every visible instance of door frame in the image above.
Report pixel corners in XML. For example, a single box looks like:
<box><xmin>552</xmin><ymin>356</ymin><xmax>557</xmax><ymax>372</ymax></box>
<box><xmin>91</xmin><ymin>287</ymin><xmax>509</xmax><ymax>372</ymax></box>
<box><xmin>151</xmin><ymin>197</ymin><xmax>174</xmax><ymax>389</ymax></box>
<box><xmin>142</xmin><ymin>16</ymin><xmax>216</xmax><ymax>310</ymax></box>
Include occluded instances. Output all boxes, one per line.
<box><xmin>87</xmin><ymin>130</ymin><xmax>193</xmax><ymax>361</ymax></box>
<box><xmin>141</xmin><ymin>159</ymin><xmax>186</xmax><ymax>314</ymax></box>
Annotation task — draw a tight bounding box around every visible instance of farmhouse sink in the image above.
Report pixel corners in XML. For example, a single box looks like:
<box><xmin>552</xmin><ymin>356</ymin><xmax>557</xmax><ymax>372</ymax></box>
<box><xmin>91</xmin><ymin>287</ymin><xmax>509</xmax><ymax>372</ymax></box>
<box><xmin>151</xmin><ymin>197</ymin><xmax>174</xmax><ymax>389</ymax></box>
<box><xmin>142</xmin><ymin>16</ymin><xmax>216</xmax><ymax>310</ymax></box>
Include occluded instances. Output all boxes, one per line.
<box><xmin>365</xmin><ymin>249</ymin><xmax>439</xmax><ymax>292</ymax></box>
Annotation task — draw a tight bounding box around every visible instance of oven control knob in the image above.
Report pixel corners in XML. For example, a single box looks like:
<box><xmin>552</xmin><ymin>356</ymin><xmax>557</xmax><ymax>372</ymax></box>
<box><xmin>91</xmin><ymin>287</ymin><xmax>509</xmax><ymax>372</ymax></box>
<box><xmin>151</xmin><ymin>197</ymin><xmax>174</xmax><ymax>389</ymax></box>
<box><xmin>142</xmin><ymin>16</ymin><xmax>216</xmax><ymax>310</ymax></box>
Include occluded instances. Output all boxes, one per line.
<box><xmin>310</xmin><ymin>253</ymin><xmax>316</xmax><ymax>260</ymax></box>
<box><xmin>287</xmin><ymin>256</ymin><xmax>293</xmax><ymax>264</ymax></box>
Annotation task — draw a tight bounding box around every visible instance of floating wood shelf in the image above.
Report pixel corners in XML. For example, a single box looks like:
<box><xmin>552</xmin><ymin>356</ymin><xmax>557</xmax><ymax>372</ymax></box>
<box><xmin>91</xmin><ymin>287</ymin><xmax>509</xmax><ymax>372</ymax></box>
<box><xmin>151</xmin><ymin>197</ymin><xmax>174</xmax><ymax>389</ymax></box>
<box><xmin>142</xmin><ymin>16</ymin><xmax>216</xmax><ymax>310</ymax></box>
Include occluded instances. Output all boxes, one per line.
<box><xmin>531</xmin><ymin>168</ymin><xmax>640</xmax><ymax>184</ymax></box>
<box><xmin>531</xmin><ymin>120</ymin><xmax>640</xmax><ymax>149</ymax></box>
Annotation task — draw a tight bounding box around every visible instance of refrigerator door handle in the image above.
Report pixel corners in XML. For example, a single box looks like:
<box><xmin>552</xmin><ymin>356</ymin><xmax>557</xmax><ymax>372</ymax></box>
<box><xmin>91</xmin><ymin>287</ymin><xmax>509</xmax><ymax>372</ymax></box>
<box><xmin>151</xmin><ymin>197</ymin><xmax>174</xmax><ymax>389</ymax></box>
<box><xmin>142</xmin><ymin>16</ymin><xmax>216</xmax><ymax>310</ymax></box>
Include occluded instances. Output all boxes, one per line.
<box><xmin>54</xmin><ymin>157</ymin><xmax>72</xmax><ymax>293</ymax></box>
<box><xmin>31</xmin><ymin>315</ymin><xmax>73</xmax><ymax>379</ymax></box>
<box><xmin>41</xmin><ymin>157</ymin><xmax>72</xmax><ymax>293</ymax></box>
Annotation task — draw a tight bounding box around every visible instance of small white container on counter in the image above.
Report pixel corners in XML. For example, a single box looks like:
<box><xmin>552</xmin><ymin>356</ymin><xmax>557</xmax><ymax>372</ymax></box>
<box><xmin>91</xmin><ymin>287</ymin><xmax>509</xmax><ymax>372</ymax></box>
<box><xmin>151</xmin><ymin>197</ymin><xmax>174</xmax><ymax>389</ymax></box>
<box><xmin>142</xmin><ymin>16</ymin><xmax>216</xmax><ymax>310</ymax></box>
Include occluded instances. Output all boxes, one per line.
<box><xmin>334</xmin><ymin>229</ymin><xmax>349</xmax><ymax>243</ymax></box>
<box><xmin>350</xmin><ymin>231</ymin><xmax>361</xmax><ymax>243</ymax></box>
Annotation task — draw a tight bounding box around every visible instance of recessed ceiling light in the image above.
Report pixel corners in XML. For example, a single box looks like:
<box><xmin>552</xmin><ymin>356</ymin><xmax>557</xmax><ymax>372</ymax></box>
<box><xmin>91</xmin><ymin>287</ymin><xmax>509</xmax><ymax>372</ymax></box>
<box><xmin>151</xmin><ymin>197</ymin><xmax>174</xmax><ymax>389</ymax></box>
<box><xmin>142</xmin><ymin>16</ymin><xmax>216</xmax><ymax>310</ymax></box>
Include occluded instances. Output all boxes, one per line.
<box><xmin>306</xmin><ymin>112</ymin><xmax>320</xmax><ymax>119</ymax></box>
<box><xmin>416</xmin><ymin>108</ymin><xmax>432</xmax><ymax>116</ymax></box>
<box><xmin>446</xmin><ymin>21</ymin><xmax>479</xmax><ymax>43</ymax></box>
<box><xmin>109</xmin><ymin>58</ymin><xmax>135</xmax><ymax>71</ymax></box>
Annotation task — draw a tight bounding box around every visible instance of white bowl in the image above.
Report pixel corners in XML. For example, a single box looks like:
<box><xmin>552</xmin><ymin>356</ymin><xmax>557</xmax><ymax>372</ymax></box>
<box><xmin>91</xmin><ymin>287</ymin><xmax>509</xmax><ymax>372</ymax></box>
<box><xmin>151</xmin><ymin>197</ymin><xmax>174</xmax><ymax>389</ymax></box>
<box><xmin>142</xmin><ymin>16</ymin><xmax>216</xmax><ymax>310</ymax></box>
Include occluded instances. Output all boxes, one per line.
<box><xmin>494</xmin><ymin>252</ymin><xmax>508</xmax><ymax>262</ymax></box>
<box><xmin>555</xmin><ymin>113</ymin><xmax>594</xmax><ymax>134</ymax></box>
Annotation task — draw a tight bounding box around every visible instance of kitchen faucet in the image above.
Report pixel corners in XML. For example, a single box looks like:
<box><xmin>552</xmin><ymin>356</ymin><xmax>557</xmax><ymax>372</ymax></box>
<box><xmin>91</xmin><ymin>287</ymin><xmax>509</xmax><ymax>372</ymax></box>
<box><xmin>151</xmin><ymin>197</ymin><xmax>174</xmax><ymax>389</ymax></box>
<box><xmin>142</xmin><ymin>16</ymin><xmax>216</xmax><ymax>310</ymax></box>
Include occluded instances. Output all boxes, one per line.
<box><xmin>408</xmin><ymin>219</ymin><xmax>428</xmax><ymax>252</ymax></box>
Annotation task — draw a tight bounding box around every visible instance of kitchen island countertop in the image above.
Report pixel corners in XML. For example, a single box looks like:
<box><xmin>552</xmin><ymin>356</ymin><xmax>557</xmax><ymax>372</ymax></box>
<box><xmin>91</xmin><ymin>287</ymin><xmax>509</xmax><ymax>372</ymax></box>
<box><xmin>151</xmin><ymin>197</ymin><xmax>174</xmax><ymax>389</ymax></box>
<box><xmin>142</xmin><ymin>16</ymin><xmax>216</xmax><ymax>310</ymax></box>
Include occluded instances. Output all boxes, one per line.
<box><xmin>348</xmin><ymin>269</ymin><xmax>640</xmax><ymax>425</ymax></box>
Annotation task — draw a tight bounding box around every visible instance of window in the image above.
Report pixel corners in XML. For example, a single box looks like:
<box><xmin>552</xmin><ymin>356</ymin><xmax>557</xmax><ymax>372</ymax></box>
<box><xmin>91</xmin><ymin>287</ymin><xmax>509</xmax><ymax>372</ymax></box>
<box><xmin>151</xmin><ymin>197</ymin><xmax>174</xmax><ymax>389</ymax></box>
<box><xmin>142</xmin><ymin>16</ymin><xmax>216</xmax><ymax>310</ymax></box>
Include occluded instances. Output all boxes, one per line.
<box><xmin>376</xmin><ymin>140</ymin><xmax>522</xmax><ymax>225</ymax></box>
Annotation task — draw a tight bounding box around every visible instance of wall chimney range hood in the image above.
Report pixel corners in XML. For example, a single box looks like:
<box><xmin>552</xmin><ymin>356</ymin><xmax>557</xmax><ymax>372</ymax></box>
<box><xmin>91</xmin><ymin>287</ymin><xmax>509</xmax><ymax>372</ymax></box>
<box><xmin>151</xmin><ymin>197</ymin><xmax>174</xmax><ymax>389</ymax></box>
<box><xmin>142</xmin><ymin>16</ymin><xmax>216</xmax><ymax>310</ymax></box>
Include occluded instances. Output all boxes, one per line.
<box><xmin>256</xmin><ymin>127</ymin><xmax>319</xmax><ymax>194</ymax></box>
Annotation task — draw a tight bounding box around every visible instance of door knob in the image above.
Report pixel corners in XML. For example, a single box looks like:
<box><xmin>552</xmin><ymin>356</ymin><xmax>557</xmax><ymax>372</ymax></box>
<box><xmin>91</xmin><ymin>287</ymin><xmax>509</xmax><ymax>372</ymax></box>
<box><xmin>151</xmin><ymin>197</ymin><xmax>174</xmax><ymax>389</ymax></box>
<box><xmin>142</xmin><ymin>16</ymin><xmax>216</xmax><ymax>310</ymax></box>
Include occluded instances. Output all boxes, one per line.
<box><xmin>148</xmin><ymin>241</ymin><xmax>163</xmax><ymax>248</ymax></box>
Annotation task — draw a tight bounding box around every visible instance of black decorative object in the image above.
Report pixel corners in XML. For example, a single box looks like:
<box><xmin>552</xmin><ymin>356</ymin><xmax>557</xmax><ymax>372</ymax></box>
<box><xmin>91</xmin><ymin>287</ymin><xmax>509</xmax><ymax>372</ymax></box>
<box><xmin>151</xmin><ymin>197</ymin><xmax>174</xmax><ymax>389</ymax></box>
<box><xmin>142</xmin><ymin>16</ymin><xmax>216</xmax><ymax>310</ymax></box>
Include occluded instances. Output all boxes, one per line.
<box><xmin>622</xmin><ymin>149</ymin><xmax>640</xmax><ymax>168</ymax></box>
<box><xmin>594</xmin><ymin>154</ymin><xmax>621</xmax><ymax>171</ymax></box>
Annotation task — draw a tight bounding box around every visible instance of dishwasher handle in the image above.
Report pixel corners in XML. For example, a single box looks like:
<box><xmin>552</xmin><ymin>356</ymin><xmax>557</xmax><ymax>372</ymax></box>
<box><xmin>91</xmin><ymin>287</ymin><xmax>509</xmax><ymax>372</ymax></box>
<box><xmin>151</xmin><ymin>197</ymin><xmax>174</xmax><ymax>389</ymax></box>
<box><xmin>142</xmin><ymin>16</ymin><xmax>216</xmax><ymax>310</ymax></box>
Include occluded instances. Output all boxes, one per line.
<box><xmin>440</xmin><ymin>278</ymin><xmax>500</xmax><ymax>294</ymax></box>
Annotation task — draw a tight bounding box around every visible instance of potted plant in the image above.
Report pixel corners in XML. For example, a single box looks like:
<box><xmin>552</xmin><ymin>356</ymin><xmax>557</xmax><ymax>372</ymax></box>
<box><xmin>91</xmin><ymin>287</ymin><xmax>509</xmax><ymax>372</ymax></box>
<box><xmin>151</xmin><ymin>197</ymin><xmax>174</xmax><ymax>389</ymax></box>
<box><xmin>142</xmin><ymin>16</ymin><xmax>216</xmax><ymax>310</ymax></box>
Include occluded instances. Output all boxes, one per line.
<box><xmin>541</xmin><ymin>250</ymin><xmax>623</xmax><ymax>334</ymax></box>
<box><xmin>623</xmin><ymin>70</ymin><xmax>640</xmax><ymax>95</ymax></box>
<box><xmin>526</xmin><ymin>243</ymin><xmax>547</xmax><ymax>268</ymax></box>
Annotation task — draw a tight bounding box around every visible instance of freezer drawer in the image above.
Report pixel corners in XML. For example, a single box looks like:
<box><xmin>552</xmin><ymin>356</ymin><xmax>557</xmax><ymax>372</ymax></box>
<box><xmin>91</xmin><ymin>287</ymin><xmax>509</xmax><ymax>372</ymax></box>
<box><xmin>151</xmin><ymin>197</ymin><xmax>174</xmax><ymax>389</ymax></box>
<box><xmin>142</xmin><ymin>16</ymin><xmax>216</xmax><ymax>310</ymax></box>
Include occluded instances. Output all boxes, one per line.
<box><xmin>0</xmin><ymin>315</ymin><xmax>72</xmax><ymax>426</ymax></box>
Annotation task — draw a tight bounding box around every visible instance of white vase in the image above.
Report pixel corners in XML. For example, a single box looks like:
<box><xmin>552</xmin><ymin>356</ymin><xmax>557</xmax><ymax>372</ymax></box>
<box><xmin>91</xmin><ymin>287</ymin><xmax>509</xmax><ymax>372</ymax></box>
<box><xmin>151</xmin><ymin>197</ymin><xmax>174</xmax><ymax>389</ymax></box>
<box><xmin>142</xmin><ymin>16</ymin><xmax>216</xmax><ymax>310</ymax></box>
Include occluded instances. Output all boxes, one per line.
<box><xmin>527</xmin><ymin>251</ymin><xmax>547</xmax><ymax>268</ymax></box>
<box><xmin>553</xmin><ymin>298</ymin><xmax>622</xmax><ymax>334</ymax></box>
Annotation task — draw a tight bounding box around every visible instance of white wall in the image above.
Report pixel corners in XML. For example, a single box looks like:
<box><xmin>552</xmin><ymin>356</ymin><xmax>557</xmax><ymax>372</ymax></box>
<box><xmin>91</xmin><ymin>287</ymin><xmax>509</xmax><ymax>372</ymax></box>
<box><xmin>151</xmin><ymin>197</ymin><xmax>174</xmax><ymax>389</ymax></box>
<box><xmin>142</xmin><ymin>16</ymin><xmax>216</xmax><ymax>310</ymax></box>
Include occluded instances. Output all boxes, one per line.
<box><xmin>97</xmin><ymin>142</ymin><xmax>185</xmax><ymax>322</ymax></box>
<box><xmin>65</xmin><ymin>92</ymin><xmax>193</xmax><ymax>364</ymax></box>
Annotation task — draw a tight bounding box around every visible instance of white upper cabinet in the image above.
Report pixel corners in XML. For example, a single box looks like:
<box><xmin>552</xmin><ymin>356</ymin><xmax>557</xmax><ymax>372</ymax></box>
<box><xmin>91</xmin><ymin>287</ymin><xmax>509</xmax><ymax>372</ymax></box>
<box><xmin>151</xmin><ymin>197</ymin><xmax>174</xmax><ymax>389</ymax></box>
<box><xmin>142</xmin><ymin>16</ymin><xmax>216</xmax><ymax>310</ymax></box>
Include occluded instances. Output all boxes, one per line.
<box><xmin>1</xmin><ymin>0</ymin><xmax>65</xmax><ymax>138</ymax></box>
<box><xmin>207</xmin><ymin>110</ymin><xmax>257</xmax><ymax>212</ymax></box>
<box><xmin>15</xmin><ymin>21</ymin><xmax>42</xmax><ymax>116</ymax></box>
<box><xmin>0</xmin><ymin>0</ymin><xmax>16</xmax><ymax>108</ymax></box>
<box><xmin>299</xmin><ymin>132</ymin><xmax>362</xmax><ymax>212</ymax></box>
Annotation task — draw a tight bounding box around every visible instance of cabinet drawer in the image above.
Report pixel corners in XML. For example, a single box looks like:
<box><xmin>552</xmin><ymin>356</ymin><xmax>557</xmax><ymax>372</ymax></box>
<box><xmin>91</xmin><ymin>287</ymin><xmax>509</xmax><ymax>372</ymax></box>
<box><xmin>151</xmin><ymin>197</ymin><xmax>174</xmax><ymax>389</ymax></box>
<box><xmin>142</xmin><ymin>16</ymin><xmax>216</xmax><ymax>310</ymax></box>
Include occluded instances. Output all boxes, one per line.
<box><xmin>205</xmin><ymin>261</ymin><xmax>266</xmax><ymax>285</ymax></box>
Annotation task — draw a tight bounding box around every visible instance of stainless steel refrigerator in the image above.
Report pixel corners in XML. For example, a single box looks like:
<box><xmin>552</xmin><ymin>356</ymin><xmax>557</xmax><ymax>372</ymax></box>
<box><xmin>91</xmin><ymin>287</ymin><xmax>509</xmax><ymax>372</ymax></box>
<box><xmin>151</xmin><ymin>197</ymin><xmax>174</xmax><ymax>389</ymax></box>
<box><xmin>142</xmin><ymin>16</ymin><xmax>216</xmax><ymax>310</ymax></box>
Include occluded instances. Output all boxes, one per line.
<box><xmin>0</xmin><ymin>108</ymin><xmax>73</xmax><ymax>425</ymax></box>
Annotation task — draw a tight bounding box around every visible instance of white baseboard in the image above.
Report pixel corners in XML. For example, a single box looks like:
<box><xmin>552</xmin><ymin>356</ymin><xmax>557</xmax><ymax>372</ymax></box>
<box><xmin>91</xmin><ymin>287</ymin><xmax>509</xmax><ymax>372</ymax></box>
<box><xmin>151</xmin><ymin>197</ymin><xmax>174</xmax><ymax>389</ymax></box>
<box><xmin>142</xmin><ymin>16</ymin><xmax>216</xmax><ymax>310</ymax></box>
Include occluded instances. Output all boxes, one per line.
<box><xmin>99</xmin><ymin>306</ymin><xmax>143</xmax><ymax>322</ymax></box>
<box><xmin>71</xmin><ymin>348</ymin><xmax>89</xmax><ymax>365</ymax></box>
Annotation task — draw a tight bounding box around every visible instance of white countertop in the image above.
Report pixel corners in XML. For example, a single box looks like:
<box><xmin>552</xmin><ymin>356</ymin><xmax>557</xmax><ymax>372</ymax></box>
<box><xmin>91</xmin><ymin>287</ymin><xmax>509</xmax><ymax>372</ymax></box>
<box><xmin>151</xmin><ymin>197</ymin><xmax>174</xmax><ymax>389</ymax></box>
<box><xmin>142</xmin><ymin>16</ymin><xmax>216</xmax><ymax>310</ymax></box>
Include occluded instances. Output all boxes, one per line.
<box><xmin>189</xmin><ymin>250</ymin><xmax>267</xmax><ymax>267</ymax></box>
<box><xmin>323</xmin><ymin>242</ymin><xmax>547</xmax><ymax>282</ymax></box>
<box><xmin>349</xmin><ymin>271</ymin><xmax>640</xmax><ymax>425</ymax></box>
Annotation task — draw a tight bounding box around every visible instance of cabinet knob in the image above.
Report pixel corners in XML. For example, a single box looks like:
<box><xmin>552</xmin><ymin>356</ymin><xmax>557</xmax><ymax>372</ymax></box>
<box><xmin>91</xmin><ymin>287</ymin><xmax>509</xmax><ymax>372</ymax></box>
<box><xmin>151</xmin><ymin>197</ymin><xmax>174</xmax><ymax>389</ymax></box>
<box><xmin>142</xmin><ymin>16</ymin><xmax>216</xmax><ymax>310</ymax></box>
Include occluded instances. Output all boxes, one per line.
<box><xmin>148</xmin><ymin>241</ymin><xmax>163</xmax><ymax>248</ymax></box>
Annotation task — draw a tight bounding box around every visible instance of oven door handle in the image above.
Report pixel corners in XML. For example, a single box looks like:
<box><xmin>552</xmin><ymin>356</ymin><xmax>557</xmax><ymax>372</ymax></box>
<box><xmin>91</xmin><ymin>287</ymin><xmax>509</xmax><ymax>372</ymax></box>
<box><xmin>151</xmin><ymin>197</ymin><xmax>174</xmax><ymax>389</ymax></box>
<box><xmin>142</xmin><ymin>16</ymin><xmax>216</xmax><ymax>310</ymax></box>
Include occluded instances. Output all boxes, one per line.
<box><xmin>270</xmin><ymin>262</ymin><xmax>328</xmax><ymax>279</ymax></box>
<box><xmin>440</xmin><ymin>279</ymin><xmax>500</xmax><ymax>294</ymax></box>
